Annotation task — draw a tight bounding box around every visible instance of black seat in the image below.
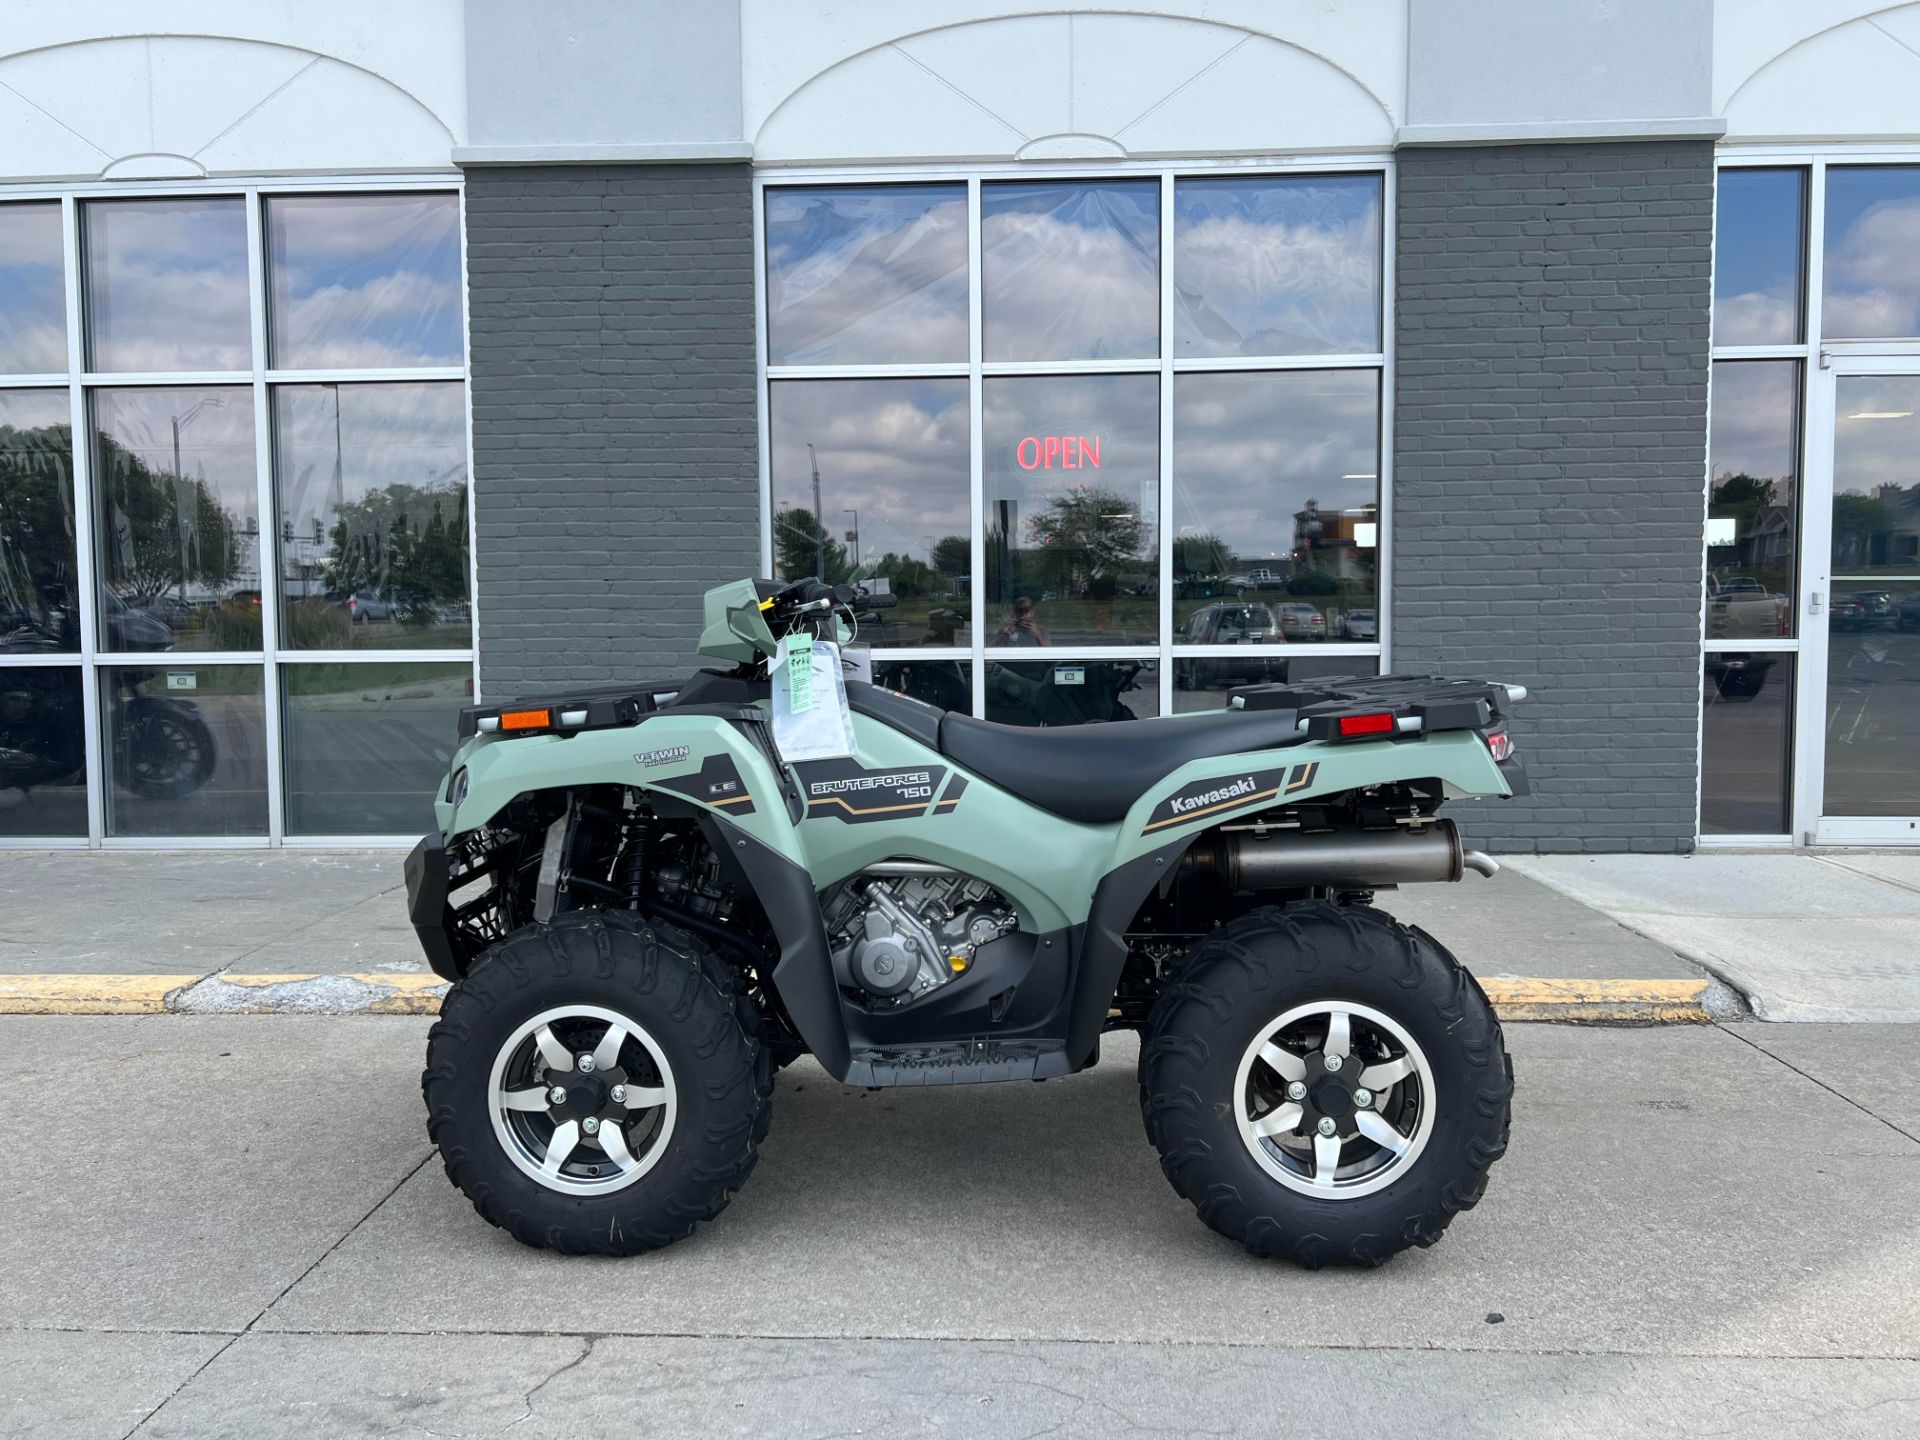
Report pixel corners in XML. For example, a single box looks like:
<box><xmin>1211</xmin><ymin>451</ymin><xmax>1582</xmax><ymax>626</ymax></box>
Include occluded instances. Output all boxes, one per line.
<box><xmin>938</xmin><ymin>710</ymin><xmax>1306</xmax><ymax>825</ymax></box>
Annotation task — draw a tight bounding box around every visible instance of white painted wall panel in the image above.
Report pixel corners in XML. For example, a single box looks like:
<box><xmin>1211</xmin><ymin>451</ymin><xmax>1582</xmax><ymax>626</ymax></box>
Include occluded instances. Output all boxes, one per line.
<box><xmin>1718</xmin><ymin>0</ymin><xmax>1920</xmax><ymax>141</ymax></box>
<box><xmin>0</xmin><ymin>1</ymin><xmax>464</xmax><ymax>181</ymax></box>
<box><xmin>745</xmin><ymin>2</ymin><xmax>1404</xmax><ymax>164</ymax></box>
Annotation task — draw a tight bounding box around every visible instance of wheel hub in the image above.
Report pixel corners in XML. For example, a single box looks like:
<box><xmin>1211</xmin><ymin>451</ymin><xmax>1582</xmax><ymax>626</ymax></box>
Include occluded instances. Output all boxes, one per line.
<box><xmin>487</xmin><ymin>1004</ymin><xmax>679</xmax><ymax>1197</ymax></box>
<box><xmin>556</xmin><ymin>1075</ymin><xmax>612</xmax><ymax>1119</ymax></box>
<box><xmin>1233</xmin><ymin>1000</ymin><xmax>1437</xmax><ymax>1200</ymax></box>
<box><xmin>1310</xmin><ymin>1074</ymin><xmax>1356</xmax><ymax>1120</ymax></box>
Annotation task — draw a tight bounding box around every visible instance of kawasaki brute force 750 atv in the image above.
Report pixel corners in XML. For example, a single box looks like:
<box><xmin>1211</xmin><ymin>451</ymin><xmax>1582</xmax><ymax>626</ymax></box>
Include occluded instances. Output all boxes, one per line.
<box><xmin>406</xmin><ymin>578</ymin><xmax>1528</xmax><ymax>1267</ymax></box>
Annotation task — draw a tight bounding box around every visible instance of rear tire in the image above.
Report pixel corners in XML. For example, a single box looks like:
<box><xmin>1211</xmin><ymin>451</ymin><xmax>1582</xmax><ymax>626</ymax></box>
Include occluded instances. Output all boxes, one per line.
<box><xmin>423</xmin><ymin>910</ymin><xmax>771</xmax><ymax>1256</ymax></box>
<box><xmin>1139</xmin><ymin>902</ymin><xmax>1512</xmax><ymax>1267</ymax></box>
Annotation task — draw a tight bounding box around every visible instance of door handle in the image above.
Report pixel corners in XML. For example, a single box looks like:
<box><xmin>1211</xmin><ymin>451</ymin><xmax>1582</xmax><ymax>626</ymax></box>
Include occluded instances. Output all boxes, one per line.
<box><xmin>1809</xmin><ymin>590</ymin><xmax>1823</xmax><ymax>616</ymax></box>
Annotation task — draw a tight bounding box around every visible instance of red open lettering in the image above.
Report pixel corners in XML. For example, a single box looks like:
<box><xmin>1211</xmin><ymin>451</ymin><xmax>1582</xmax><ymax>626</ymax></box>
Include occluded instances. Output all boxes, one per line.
<box><xmin>1014</xmin><ymin>435</ymin><xmax>1104</xmax><ymax>470</ymax></box>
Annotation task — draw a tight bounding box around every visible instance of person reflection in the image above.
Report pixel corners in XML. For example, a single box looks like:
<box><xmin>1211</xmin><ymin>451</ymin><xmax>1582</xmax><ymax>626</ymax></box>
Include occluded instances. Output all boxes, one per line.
<box><xmin>995</xmin><ymin>595</ymin><xmax>1050</xmax><ymax>647</ymax></box>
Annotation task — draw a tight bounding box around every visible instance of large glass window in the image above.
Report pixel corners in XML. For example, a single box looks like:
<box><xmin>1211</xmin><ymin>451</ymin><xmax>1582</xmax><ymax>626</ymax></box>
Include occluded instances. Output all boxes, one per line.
<box><xmin>983</xmin><ymin>373</ymin><xmax>1160</xmax><ymax>646</ymax></box>
<box><xmin>1172</xmin><ymin>370</ymin><xmax>1379</xmax><ymax>634</ymax></box>
<box><xmin>0</xmin><ymin>666</ymin><xmax>86</xmax><ymax>837</ymax></box>
<box><xmin>0</xmin><ymin>186</ymin><xmax>470</xmax><ymax>845</ymax></box>
<box><xmin>273</xmin><ymin>382</ymin><xmax>470</xmax><ymax>650</ymax></box>
<box><xmin>1712</xmin><ymin>169</ymin><xmax>1805</xmax><ymax>346</ymax></box>
<box><xmin>267</xmin><ymin>193</ymin><xmax>463</xmax><ymax>369</ymax></box>
<box><xmin>84</xmin><ymin>198</ymin><xmax>250</xmax><ymax>373</ymax></box>
<box><xmin>101</xmin><ymin>662</ymin><xmax>267</xmax><ymax>837</ymax></box>
<box><xmin>281</xmin><ymin>661</ymin><xmax>469</xmax><ymax>835</ymax></box>
<box><xmin>1174</xmin><ymin>175</ymin><xmax>1382</xmax><ymax>357</ymax></box>
<box><xmin>1</xmin><ymin>389</ymin><xmax>78</xmax><ymax>653</ymax></box>
<box><xmin>1823</xmin><ymin>167</ymin><xmax>1920</xmax><ymax>341</ymax></box>
<box><xmin>92</xmin><ymin>386</ymin><xmax>259</xmax><ymax>653</ymax></box>
<box><xmin>767</xmin><ymin>378</ymin><xmax>970</xmax><ymax>646</ymax></box>
<box><xmin>764</xmin><ymin>184</ymin><xmax>967</xmax><ymax>365</ymax></box>
<box><xmin>982</xmin><ymin>180</ymin><xmax>1160</xmax><ymax>361</ymax></box>
<box><xmin>0</xmin><ymin>203</ymin><xmax>67</xmax><ymax>374</ymax></box>
<box><xmin>762</xmin><ymin>169</ymin><xmax>1388</xmax><ymax>724</ymax></box>
<box><xmin>1706</xmin><ymin>362</ymin><xmax>1799</xmax><ymax>640</ymax></box>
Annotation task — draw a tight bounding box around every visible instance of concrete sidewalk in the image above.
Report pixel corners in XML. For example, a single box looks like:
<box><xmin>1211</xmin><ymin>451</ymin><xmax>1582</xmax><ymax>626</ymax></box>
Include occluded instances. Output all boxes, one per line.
<box><xmin>1510</xmin><ymin>852</ymin><xmax>1920</xmax><ymax>1023</ymax></box>
<box><xmin>0</xmin><ymin>847</ymin><xmax>1914</xmax><ymax>1020</ymax></box>
<box><xmin>2</xmin><ymin>1016</ymin><xmax>1916</xmax><ymax>1438</ymax></box>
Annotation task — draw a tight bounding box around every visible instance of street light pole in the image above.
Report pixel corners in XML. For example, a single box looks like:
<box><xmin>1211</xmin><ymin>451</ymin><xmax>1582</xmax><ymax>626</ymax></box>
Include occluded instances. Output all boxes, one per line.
<box><xmin>843</xmin><ymin>508</ymin><xmax>860</xmax><ymax>571</ymax></box>
<box><xmin>169</xmin><ymin>396</ymin><xmax>225</xmax><ymax>610</ymax></box>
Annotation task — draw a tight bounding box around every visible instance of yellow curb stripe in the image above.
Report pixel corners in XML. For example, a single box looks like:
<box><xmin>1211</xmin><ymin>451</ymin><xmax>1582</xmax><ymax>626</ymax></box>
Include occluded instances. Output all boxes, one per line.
<box><xmin>0</xmin><ymin>973</ymin><xmax>194</xmax><ymax>1015</ymax></box>
<box><xmin>0</xmin><ymin>973</ymin><xmax>449</xmax><ymax>1016</ymax></box>
<box><xmin>2</xmin><ymin>973</ymin><xmax>1711</xmax><ymax>1021</ymax></box>
<box><xmin>1481</xmin><ymin>977</ymin><xmax>1711</xmax><ymax>1024</ymax></box>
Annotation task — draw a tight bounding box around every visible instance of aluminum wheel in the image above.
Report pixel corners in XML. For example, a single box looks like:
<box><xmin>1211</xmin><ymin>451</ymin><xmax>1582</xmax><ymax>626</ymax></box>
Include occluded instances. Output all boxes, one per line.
<box><xmin>486</xmin><ymin>1003</ymin><xmax>677</xmax><ymax>1195</ymax></box>
<box><xmin>1232</xmin><ymin>1000</ymin><xmax>1436</xmax><ymax>1199</ymax></box>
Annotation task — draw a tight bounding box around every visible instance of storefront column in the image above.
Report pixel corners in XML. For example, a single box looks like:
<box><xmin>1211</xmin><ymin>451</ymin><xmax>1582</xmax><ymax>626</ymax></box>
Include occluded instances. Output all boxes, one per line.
<box><xmin>1391</xmin><ymin>141</ymin><xmax>1714</xmax><ymax>852</ymax></box>
<box><xmin>462</xmin><ymin>163</ymin><xmax>759</xmax><ymax>697</ymax></box>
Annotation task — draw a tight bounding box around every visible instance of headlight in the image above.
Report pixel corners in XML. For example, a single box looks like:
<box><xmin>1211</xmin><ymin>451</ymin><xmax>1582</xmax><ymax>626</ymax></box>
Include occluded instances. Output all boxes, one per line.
<box><xmin>447</xmin><ymin>767</ymin><xmax>470</xmax><ymax>806</ymax></box>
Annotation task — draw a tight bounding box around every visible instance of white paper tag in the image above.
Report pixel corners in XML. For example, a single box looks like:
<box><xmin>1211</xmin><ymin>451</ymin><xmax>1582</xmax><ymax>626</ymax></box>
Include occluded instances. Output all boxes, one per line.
<box><xmin>166</xmin><ymin>671</ymin><xmax>198</xmax><ymax>691</ymax></box>
<box><xmin>772</xmin><ymin>638</ymin><xmax>856</xmax><ymax>762</ymax></box>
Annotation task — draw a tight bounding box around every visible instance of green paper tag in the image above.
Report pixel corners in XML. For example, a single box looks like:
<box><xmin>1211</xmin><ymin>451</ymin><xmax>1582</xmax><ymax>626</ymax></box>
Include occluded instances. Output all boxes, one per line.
<box><xmin>781</xmin><ymin>633</ymin><xmax>815</xmax><ymax>714</ymax></box>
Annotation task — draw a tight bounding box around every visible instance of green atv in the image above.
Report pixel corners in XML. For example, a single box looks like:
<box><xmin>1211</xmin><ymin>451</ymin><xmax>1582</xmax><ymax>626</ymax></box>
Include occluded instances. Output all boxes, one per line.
<box><xmin>407</xmin><ymin>577</ymin><xmax>1528</xmax><ymax>1267</ymax></box>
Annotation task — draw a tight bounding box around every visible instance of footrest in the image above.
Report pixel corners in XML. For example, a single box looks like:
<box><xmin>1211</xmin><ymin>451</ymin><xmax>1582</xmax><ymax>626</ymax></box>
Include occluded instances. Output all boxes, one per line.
<box><xmin>845</xmin><ymin>1039</ymin><xmax>1073</xmax><ymax>1087</ymax></box>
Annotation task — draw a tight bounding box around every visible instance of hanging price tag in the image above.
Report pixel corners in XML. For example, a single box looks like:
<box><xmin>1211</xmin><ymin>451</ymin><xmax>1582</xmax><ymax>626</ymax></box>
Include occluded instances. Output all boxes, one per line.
<box><xmin>779</xmin><ymin>632</ymin><xmax>815</xmax><ymax>714</ymax></box>
<box><xmin>772</xmin><ymin>637</ymin><xmax>856</xmax><ymax>762</ymax></box>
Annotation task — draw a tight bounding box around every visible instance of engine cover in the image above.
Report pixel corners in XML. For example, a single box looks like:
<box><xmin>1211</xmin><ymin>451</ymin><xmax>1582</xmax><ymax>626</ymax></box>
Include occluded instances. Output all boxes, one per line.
<box><xmin>825</xmin><ymin>871</ymin><xmax>1017</xmax><ymax>1005</ymax></box>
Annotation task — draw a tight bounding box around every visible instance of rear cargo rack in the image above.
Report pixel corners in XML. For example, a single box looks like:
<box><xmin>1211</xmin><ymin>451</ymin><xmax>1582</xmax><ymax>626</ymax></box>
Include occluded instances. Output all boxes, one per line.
<box><xmin>1228</xmin><ymin>673</ymin><xmax>1523</xmax><ymax>743</ymax></box>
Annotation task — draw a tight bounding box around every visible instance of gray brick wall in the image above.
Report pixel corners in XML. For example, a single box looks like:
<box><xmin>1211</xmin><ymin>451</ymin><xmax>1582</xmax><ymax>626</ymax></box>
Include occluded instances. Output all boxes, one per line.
<box><xmin>464</xmin><ymin>163</ymin><xmax>758</xmax><ymax>697</ymax></box>
<box><xmin>1392</xmin><ymin>142</ymin><xmax>1712</xmax><ymax>853</ymax></box>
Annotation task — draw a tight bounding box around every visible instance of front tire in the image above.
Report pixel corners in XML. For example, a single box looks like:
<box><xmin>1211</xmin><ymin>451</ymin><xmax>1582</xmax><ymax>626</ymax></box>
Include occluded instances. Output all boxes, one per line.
<box><xmin>423</xmin><ymin>911</ymin><xmax>770</xmax><ymax>1256</ymax></box>
<box><xmin>1140</xmin><ymin>903</ymin><xmax>1512</xmax><ymax>1267</ymax></box>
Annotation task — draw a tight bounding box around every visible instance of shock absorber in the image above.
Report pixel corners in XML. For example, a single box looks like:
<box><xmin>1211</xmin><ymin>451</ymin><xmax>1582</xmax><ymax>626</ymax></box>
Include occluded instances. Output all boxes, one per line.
<box><xmin>614</xmin><ymin>814</ymin><xmax>650</xmax><ymax>910</ymax></box>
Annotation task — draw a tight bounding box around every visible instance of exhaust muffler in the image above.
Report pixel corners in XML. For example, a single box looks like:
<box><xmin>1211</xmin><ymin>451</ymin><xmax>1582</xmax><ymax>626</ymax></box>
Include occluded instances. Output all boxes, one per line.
<box><xmin>1181</xmin><ymin>819</ymin><xmax>1498</xmax><ymax>891</ymax></box>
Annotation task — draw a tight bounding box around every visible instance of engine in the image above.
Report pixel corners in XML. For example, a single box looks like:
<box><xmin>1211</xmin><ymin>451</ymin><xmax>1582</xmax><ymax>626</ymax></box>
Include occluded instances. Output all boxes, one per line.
<box><xmin>825</xmin><ymin>870</ymin><xmax>1017</xmax><ymax>1005</ymax></box>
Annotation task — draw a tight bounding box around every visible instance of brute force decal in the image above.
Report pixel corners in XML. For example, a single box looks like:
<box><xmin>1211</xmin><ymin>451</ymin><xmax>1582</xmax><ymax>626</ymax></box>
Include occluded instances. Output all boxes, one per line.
<box><xmin>650</xmin><ymin>754</ymin><xmax>757</xmax><ymax>814</ymax></box>
<box><xmin>795</xmin><ymin>760</ymin><xmax>955</xmax><ymax>824</ymax></box>
<box><xmin>1140</xmin><ymin>762</ymin><xmax>1318</xmax><ymax>834</ymax></box>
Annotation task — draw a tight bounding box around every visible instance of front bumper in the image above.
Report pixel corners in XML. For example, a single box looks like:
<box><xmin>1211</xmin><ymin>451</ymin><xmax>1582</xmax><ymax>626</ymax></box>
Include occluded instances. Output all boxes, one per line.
<box><xmin>404</xmin><ymin>834</ymin><xmax>461</xmax><ymax>982</ymax></box>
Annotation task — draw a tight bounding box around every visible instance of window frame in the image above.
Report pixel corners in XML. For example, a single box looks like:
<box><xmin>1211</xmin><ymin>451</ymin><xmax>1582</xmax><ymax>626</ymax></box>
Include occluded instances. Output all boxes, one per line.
<box><xmin>754</xmin><ymin>157</ymin><xmax>1394</xmax><ymax>721</ymax></box>
<box><xmin>0</xmin><ymin>174</ymin><xmax>474</xmax><ymax>849</ymax></box>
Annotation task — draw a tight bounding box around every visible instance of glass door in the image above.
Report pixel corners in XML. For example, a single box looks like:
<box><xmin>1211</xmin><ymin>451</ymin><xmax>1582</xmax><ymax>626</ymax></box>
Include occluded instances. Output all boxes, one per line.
<box><xmin>1803</xmin><ymin>358</ymin><xmax>1920</xmax><ymax>843</ymax></box>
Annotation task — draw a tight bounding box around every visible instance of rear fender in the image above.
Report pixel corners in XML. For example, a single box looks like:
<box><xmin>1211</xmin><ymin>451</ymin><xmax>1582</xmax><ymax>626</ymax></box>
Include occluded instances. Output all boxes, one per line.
<box><xmin>1064</xmin><ymin>729</ymin><xmax>1508</xmax><ymax>1067</ymax></box>
<box><xmin>1104</xmin><ymin>728</ymin><xmax>1508</xmax><ymax>872</ymax></box>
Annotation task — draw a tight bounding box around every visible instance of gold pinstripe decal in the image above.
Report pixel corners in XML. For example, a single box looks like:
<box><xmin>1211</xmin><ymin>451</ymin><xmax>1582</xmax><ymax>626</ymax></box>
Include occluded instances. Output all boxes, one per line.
<box><xmin>1140</xmin><ymin>785</ymin><xmax>1282</xmax><ymax>833</ymax></box>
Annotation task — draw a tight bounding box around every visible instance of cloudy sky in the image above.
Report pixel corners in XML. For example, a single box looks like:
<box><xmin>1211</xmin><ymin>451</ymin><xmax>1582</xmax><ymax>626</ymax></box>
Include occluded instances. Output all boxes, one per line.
<box><xmin>1717</xmin><ymin>167</ymin><xmax>1920</xmax><ymax>344</ymax></box>
<box><xmin>86</xmin><ymin>199</ymin><xmax>253</xmax><ymax>372</ymax></box>
<box><xmin>1172</xmin><ymin>369</ymin><xmax>1378</xmax><ymax>565</ymax></box>
<box><xmin>765</xmin><ymin>185</ymin><xmax>968</xmax><ymax>365</ymax></box>
<box><xmin>1174</xmin><ymin>174</ymin><xmax>1382</xmax><ymax>357</ymax></box>
<box><xmin>0</xmin><ymin>202</ymin><xmax>66</xmax><ymax>374</ymax></box>
<box><xmin>266</xmin><ymin>193</ymin><xmax>462</xmax><ymax>369</ymax></box>
<box><xmin>765</xmin><ymin>174</ymin><xmax>1384</xmax><ymax>367</ymax></box>
<box><xmin>981</xmin><ymin>181</ymin><xmax>1159</xmax><ymax>361</ymax></box>
<box><xmin>769</xmin><ymin>377</ymin><xmax>970</xmax><ymax>570</ymax></box>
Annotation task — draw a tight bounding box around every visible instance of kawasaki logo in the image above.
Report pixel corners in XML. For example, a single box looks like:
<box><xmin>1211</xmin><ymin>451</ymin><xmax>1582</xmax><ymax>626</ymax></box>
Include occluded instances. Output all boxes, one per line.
<box><xmin>1170</xmin><ymin>776</ymin><xmax>1257</xmax><ymax>815</ymax></box>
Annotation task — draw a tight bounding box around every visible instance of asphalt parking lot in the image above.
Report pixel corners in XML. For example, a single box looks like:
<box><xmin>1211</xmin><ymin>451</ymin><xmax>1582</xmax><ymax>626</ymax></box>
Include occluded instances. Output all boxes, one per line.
<box><xmin>3</xmin><ymin>1017</ymin><xmax>1916</xmax><ymax>1438</ymax></box>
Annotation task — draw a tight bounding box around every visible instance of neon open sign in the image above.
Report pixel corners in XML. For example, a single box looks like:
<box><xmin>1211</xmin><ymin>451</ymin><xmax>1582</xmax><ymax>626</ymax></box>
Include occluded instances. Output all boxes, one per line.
<box><xmin>1015</xmin><ymin>435</ymin><xmax>1103</xmax><ymax>470</ymax></box>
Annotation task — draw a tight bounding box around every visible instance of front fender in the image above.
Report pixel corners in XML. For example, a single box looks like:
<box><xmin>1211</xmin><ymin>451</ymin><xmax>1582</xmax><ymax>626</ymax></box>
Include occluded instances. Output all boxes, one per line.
<box><xmin>447</xmin><ymin>713</ymin><xmax>804</xmax><ymax>866</ymax></box>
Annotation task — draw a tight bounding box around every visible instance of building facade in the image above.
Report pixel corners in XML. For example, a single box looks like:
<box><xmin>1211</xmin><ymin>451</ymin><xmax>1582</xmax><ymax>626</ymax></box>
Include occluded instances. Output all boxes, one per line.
<box><xmin>0</xmin><ymin>1</ymin><xmax>1915</xmax><ymax>852</ymax></box>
